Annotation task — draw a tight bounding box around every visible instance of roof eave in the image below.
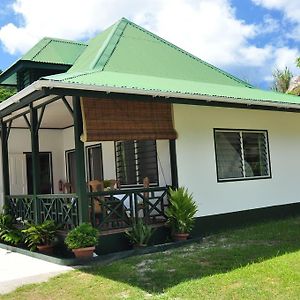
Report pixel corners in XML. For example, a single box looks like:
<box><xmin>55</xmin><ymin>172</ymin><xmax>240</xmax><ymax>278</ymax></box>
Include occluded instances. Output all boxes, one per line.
<box><xmin>1</xmin><ymin>79</ymin><xmax>300</xmax><ymax>118</ymax></box>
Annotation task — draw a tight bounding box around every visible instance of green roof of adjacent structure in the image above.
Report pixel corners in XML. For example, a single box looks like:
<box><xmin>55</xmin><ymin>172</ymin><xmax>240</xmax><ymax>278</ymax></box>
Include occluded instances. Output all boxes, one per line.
<box><xmin>22</xmin><ymin>37</ymin><xmax>87</xmax><ymax>65</ymax></box>
<box><xmin>45</xmin><ymin>70</ymin><xmax>300</xmax><ymax>105</ymax></box>
<box><xmin>59</xmin><ymin>18</ymin><xmax>251</xmax><ymax>87</ymax></box>
<box><xmin>0</xmin><ymin>37</ymin><xmax>87</xmax><ymax>85</ymax></box>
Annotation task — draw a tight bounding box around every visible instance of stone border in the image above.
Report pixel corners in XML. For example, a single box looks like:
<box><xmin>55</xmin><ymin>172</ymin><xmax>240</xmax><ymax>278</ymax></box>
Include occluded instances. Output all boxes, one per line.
<box><xmin>0</xmin><ymin>237</ymin><xmax>203</xmax><ymax>266</ymax></box>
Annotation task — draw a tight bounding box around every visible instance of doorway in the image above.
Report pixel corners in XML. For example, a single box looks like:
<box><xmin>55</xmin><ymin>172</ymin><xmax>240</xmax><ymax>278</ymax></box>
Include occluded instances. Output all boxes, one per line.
<box><xmin>26</xmin><ymin>152</ymin><xmax>53</xmax><ymax>194</ymax></box>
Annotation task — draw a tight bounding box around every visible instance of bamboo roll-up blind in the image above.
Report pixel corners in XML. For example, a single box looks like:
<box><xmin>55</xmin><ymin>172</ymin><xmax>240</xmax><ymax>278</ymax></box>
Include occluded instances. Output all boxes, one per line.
<box><xmin>80</xmin><ymin>97</ymin><xmax>177</xmax><ymax>142</ymax></box>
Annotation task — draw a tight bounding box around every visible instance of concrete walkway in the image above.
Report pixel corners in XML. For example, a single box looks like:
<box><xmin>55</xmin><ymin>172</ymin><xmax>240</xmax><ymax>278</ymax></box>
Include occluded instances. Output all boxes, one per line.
<box><xmin>0</xmin><ymin>248</ymin><xmax>73</xmax><ymax>294</ymax></box>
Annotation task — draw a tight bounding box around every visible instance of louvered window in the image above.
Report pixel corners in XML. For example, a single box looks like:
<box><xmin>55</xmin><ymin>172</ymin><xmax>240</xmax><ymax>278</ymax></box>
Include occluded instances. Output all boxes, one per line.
<box><xmin>115</xmin><ymin>140</ymin><xmax>158</xmax><ymax>186</ymax></box>
<box><xmin>214</xmin><ymin>129</ymin><xmax>271</xmax><ymax>181</ymax></box>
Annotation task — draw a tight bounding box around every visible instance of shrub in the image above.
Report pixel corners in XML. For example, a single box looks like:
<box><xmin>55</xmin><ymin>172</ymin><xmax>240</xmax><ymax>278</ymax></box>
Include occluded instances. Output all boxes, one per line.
<box><xmin>22</xmin><ymin>220</ymin><xmax>57</xmax><ymax>251</ymax></box>
<box><xmin>166</xmin><ymin>187</ymin><xmax>197</xmax><ymax>234</ymax></box>
<box><xmin>0</xmin><ymin>213</ymin><xmax>23</xmax><ymax>246</ymax></box>
<box><xmin>65</xmin><ymin>223</ymin><xmax>98</xmax><ymax>250</ymax></box>
<box><xmin>125</xmin><ymin>219</ymin><xmax>155</xmax><ymax>246</ymax></box>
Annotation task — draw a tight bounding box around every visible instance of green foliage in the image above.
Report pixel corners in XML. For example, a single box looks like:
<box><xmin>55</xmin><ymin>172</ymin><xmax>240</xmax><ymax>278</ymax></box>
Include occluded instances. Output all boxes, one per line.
<box><xmin>272</xmin><ymin>67</ymin><xmax>293</xmax><ymax>93</ymax></box>
<box><xmin>0</xmin><ymin>213</ymin><xmax>23</xmax><ymax>245</ymax></box>
<box><xmin>22</xmin><ymin>220</ymin><xmax>57</xmax><ymax>251</ymax></box>
<box><xmin>0</xmin><ymin>86</ymin><xmax>16</xmax><ymax>101</ymax></box>
<box><xmin>297</xmin><ymin>57</ymin><xmax>300</xmax><ymax>68</ymax></box>
<box><xmin>166</xmin><ymin>187</ymin><xmax>197</xmax><ymax>234</ymax></box>
<box><xmin>65</xmin><ymin>223</ymin><xmax>98</xmax><ymax>250</ymax></box>
<box><xmin>125</xmin><ymin>219</ymin><xmax>155</xmax><ymax>246</ymax></box>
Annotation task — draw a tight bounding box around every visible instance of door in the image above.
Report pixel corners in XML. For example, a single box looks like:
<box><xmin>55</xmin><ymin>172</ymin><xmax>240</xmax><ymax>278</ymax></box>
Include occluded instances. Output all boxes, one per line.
<box><xmin>9</xmin><ymin>154</ymin><xmax>27</xmax><ymax>195</ymax></box>
<box><xmin>26</xmin><ymin>152</ymin><xmax>53</xmax><ymax>194</ymax></box>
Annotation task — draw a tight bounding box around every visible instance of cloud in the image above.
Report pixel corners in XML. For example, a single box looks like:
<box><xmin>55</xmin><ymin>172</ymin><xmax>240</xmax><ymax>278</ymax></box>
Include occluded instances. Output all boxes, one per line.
<box><xmin>0</xmin><ymin>0</ymin><xmax>268</xmax><ymax>67</ymax></box>
<box><xmin>252</xmin><ymin>0</ymin><xmax>300</xmax><ymax>40</ymax></box>
<box><xmin>0</xmin><ymin>0</ymin><xmax>299</xmax><ymax>88</ymax></box>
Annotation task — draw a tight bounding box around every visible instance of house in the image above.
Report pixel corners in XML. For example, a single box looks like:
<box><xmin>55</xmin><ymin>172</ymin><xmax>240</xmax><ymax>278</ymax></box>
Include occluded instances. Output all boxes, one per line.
<box><xmin>0</xmin><ymin>18</ymin><xmax>300</xmax><ymax>252</ymax></box>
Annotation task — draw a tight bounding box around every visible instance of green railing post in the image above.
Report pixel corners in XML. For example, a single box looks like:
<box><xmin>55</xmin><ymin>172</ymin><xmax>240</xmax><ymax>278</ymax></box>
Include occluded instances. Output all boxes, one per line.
<box><xmin>169</xmin><ymin>139</ymin><xmax>179</xmax><ymax>189</ymax></box>
<box><xmin>30</xmin><ymin>104</ymin><xmax>41</xmax><ymax>223</ymax></box>
<box><xmin>73</xmin><ymin>96</ymin><xmax>89</xmax><ymax>223</ymax></box>
<box><xmin>0</xmin><ymin>120</ymin><xmax>10</xmax><ymax>208</ymax></box>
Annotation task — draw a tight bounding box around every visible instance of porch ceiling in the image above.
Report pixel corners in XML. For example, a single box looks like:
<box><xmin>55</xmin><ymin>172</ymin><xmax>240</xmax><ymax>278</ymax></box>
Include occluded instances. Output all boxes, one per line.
<box><xmin>5</xmin><ymin>96</ymin><xmax>73</xmax><ymax>129</ymax></box>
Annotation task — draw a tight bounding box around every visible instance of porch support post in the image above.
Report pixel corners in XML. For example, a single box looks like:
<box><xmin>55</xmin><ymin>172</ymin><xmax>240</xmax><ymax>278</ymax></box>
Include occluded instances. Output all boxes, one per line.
<box><xmin>169</xmin><ymin>139</ymin><xmax>179</xmax><ymax>189</ymax></box>
<box><xmin>0</xmin><ymin>121</ymin><xmax>10</xmax><ymax>206</ymax></box>
<box><xmin>30</xmin><ymin>104</ymin><xmax>41</xmax><ymax>223</ymax></box>
<box><xmin>72</xmin><ymin>96</ymin><xmax>89</xmax><ymax>223</ymax></box>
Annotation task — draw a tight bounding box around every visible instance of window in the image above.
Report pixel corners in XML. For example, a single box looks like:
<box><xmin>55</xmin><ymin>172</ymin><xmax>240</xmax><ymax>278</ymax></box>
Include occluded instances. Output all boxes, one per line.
<box><xmin>86</xmin><ymin>144</ymin><xmax>104</xmax><ymax>181</ymax></box>
<box><xmin>214</xmin><ymin>129</ymin><xmax>271</xmax><ymax>181</ymax></box>
<box><xmin>115</xmin><ymin>140</ymin><xmax>158</xmax><ymax>186</ymax></box>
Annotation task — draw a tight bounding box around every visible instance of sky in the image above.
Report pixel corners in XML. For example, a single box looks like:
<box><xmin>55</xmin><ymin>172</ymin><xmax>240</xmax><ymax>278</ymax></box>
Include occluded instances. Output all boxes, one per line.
<box><xmin>0</xmin><ymin>0</ymin><xmax>299</xmax><ymax>89</ymax></box>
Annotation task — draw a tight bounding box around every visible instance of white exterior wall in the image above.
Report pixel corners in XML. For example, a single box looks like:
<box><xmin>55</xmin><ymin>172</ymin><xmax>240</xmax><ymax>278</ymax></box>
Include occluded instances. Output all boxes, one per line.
<box><xmin>173</xmin><ymin>104</ymin><xmax>300</xmax><ymax>218</ymax></box>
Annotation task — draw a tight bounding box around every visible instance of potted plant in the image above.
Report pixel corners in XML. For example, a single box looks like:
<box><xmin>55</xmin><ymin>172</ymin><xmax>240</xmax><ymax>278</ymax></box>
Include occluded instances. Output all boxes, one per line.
<box><xmin>166</xmin><ymin>187</ymin><xmax>197</xmax><ymax>241</ymax></box>
<box><xmin>65</xmin><ymin>223</ymin><xmax>99</xmax><ymax>259</ymax></box>
<box><xmin>125</xmin><ymin>219</ymin><xmax>155</xmax><ymax>248</ymax></box>
<box><xmin>22</xmin><ymin>220</ymin><xmax>57</xmax><ymax>254</ymax></box>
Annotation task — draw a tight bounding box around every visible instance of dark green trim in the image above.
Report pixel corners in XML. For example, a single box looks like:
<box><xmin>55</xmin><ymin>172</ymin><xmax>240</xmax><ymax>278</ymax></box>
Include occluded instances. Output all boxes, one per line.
<box><xmin>72</xmin><ymin>96</ymin><xmax>89</xmax><ymax>223</ymax></box>
<box><xmin>30</xmin><ymin>104</ymin><xmax>41</xmax><ymax>223</ymax></box>
<box><xmin>0</xmin><ymin>60</ymin><xmax>70</xmax><ymax>86</ymax></box>
<box><xmin>61</xmin><ymin>96</ymin><xmax>73</xmax><ymax>116</ymax></box>
<box><xmin>191</xmin><ymin>202</ymin><xmax>300</xmax><ymax>237</ymax></box>
<box><xmin>169</xmin><ymin>139</ymin><xmax>178</xmax><ymax>188</ymax></box>
<box><xmin>0</xmin><ymin>121</ymin><xmax>10</xmax><ymax>200</ymax></box>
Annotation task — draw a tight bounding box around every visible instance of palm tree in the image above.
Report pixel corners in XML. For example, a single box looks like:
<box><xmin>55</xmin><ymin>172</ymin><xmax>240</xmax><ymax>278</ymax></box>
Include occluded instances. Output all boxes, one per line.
<box><xmin>272</xmin><ymin>67</ymin><xmax>293</xmax><ymax>93</ymax></box>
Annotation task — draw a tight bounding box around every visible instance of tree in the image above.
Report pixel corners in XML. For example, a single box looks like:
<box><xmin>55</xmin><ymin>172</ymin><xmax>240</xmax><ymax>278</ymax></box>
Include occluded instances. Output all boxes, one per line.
<box><xmin>0</xmin><ymin>86</ymin><xmax>16</xmax><ymax>101</ymax></box>
<box><xmin>0</xmin><ymin>70</ymin><xmax>16</xmax><ymax>101</ymax></box>
<box><xmin>272</xmin><ymin>67</ymin><xmax>293</xmax><ymax>93</ymax></box>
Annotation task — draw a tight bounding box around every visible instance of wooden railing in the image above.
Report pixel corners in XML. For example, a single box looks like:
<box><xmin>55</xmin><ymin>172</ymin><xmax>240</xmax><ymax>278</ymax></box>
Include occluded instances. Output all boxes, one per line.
<box><xmin>88</xmin><ymin>186</ymin><xmax>169</xmax><ymax>230</ymax></box>
<box><xmin>5</xmin><ymin>186</ymin><xmax>169</xmax><ymax>231</ymax></box>
<box><xmin>5</xmin><ymin>194</ymin><xmax>79</xmax><ymax>228</ymax></box>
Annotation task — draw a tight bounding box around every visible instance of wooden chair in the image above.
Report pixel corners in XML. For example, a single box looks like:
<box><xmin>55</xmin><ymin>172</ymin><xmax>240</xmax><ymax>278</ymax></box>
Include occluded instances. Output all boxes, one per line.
<box><xmin>63</xmin><ymin>182</ymin><xmax>73</xmax><ymax>193</ymax></box>
<box><xmin>87</xmin><ymin>180</ymin><xmax>104</xmax><ymax>219</ymax></box>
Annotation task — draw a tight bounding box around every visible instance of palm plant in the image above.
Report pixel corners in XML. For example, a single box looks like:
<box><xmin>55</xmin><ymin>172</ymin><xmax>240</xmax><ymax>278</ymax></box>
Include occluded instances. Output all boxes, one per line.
<box><xmin>272</xmin><ymin>67</ymin><xmax>293</xmax><ymax>93</ymax></box>
<box><xmin>125</xmin><ymin>219</ymin><xmax>155</xmax><ymax>247</ymax></box>
<box><xmin>166</xmin><ymin>187</ymin><xmax>197</xmax><ymax>235</ymax></box>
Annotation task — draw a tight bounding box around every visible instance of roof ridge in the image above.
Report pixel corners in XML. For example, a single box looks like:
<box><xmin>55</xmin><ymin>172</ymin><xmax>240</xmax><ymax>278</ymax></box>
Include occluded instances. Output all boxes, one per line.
<box><xmin>31</xmin><ymin>39</ymin><xmax>52</xmax><ymax>60</ymax></box>
<box><xmin>42</xmin><ymin>36</ymin><xmax>87</xmax><ymax>46</ymax></box>
<box><xmin>125</xmin><ymin>19</ymin><xmax>252</xmax><ymax>88</ymax></box>
<box><xmin>89</xmin><ymin>18</ymin><xmax>128</xmax><ymax>71</ymax></box>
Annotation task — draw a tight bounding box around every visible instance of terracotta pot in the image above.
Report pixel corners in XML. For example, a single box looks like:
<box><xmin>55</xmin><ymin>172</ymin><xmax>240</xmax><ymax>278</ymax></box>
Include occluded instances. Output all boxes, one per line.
<box><xmin>173</xmin><ymin>233</ymin><xmax>189</xmax><ymax>241</ymax></box>
<box><xmin>133</xmin><ymin>243</ymin><xmax>147</xmax><ymax>249</ymax></box>
<box><xmin>72</xmin><ymin>246</ymin><xmax>95</xmax><ymax>259</ymax></box>
<box><xmin>37</xmin><ymin>244</ymin><xmax>54</xmax><ymax>255</ymax></box>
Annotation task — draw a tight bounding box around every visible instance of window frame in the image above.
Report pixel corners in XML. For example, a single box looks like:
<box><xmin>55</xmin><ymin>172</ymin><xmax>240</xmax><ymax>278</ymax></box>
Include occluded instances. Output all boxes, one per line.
<box><xmin>213</xmin><ymin>128</ymin><xmax>272</xmax><ymax>183</ymax></box>
<box><xmin>114</xmin><ymin>140</ymin><xmax>159</xmax><ymax>188</ymax></box>
<box><xmin>85</xmin><ymin>143</ymin><xmax>104</xmax><ymax>182</ymax></box>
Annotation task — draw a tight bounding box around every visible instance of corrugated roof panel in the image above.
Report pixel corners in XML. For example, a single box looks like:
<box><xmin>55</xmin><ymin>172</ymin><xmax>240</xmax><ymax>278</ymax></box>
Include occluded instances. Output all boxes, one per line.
<box><xmin>45</xmin><ymin>71</ymin><xmax>300</xmax><ymax>105</ymax></box>
<box><xmin>22</xmin><ymin>37</ymin><xmax>87</xmax><ymax>65</ymax></box>
<box><xmin>103</xmin><ymin>21</ymin><xmax>248</xmax><ymax>87</ymax></box>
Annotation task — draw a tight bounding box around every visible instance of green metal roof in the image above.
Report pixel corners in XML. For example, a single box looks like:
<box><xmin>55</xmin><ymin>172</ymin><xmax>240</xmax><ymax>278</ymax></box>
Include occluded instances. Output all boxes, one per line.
<box><xmin>61</xmin><ymin>18</ymin><xmax>250</xmax><ymax>87</ymax></box>
<box><xmin>0</xmin><ymin>37</ymin><xmax>87</xmax><ymax>86</ymax></box>
<box><xmin>22</xmin><ymin>37</ymin><xmax>87</xmax><ymax>65</ymax></box>
<box><xmin>46</xmin><ymin>70</ymin><xmax>300</xmax><ymax>105</ymax></box>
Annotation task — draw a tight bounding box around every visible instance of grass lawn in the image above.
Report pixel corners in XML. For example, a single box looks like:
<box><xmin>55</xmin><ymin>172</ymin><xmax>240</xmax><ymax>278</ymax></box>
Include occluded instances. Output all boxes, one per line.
<box><xmin>1</xmin><ymin>216</ymin><xmax>300</xmax><ymax>300</ymax></box>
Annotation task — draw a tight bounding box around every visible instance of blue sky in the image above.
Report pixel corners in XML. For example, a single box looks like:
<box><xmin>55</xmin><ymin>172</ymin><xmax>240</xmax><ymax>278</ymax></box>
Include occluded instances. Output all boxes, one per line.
<box><xmin>0</xmin><ymin>0</ymin><xmax>299</xmax><ymax>89</ymax></box>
